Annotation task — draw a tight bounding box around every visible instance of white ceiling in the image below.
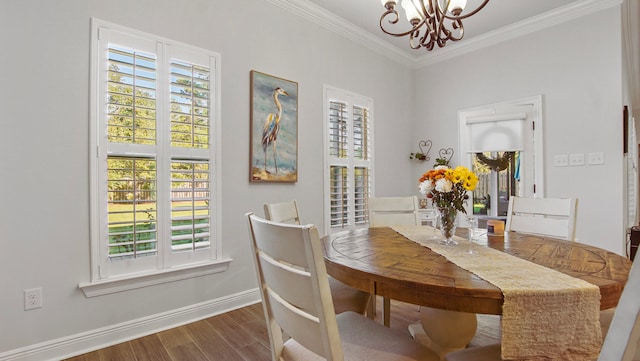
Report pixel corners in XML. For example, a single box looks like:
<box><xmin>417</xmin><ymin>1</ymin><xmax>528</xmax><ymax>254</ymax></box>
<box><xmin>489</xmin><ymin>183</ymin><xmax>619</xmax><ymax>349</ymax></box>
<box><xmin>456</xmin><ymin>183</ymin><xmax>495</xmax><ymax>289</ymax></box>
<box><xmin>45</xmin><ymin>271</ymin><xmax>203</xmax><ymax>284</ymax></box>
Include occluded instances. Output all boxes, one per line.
<box><xmin>304</xmin><ymin>0</ymin><xmax>577</xmax><ymax>57</ymax></box>
<box><xmin>268</xmin><ymin>0</ymin><xmax>638</xmax><ymax>108</ymax></box>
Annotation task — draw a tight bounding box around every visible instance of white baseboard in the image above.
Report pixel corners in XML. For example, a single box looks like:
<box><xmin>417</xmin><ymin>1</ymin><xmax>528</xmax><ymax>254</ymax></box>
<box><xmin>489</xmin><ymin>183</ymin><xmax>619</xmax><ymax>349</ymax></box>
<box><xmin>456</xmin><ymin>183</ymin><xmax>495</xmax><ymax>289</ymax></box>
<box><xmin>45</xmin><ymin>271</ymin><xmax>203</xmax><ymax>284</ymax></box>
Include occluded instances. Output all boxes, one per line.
<box><xmin>0</xmin><ymin>289</ymin><xmax>261</xmax><ymax>361</ymax></box>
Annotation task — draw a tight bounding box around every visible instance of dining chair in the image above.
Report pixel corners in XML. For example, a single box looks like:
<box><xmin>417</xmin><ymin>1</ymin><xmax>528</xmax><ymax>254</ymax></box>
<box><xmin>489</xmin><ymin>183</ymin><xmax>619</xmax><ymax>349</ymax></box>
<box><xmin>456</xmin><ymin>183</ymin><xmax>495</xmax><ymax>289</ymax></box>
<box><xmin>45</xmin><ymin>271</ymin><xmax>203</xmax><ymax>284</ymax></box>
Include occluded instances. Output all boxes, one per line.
<box><xmin>263</xmin><ymin>200</ymin><xmax>370</xmax><ymax>315</ymax></box>
<box><xmin>367</xmin><ymin>196</ymin><xmax>421</xmax><ymax>325</ymax></box>
<box><xmin>246</xmin><ymin>213</ymin><xmax>440</xmax><ymax>361</ymax></box>
<box><xmin>444</xmin><ymin>248</ymin><xmax>640</xmax><ymax>361</ymax></box>
<box><xmin>366</xmin><ymin>196</ymin><xmax>477</xmax><ymax>357</ymax></box>
<box><xmin>368</xmin><ymin>196</ymin><xmax>421</xmax><ymax>227</ymax></box>
<box><xmin>505</xmin><ymin>196</ymin><xmax>578</xmax><ymax>240</ymax></box>
<box><xmin>263</xmin><ymin>199</ymin><xmax>301</xmax><ymax>225</ymax></box>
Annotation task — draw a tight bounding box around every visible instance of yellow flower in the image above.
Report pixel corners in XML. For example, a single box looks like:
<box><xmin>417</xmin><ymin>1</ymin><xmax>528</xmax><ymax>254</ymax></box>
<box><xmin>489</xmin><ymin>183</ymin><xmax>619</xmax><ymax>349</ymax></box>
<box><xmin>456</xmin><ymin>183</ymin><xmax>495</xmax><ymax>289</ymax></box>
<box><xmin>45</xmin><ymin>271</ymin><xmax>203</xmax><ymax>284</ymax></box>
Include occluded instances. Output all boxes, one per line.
<box><xmin>462</xmin><ymin>172</ymin><xmax>479</xmax><ymax>191</ymax></box>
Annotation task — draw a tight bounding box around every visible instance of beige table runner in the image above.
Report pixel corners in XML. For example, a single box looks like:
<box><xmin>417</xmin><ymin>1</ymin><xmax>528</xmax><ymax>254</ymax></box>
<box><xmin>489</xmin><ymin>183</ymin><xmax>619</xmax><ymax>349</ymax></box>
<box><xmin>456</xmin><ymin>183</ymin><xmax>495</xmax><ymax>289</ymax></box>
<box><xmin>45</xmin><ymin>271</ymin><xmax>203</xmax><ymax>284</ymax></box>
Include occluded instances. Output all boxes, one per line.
<box><xmin>392</xmin><ymin>225</ymin><xmax>602</xmax><ymax>361</ymax></box>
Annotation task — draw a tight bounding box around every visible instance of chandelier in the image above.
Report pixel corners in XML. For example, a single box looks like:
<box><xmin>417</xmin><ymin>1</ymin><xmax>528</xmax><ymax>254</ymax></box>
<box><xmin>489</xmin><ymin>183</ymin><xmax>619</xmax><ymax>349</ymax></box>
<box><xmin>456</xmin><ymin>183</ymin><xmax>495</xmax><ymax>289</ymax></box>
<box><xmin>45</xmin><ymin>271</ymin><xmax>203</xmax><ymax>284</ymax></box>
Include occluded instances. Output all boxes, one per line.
<box><xmin>379</xmin><ymin>0</ymin><xmax>490</xmax><ymax>51</ymax></box>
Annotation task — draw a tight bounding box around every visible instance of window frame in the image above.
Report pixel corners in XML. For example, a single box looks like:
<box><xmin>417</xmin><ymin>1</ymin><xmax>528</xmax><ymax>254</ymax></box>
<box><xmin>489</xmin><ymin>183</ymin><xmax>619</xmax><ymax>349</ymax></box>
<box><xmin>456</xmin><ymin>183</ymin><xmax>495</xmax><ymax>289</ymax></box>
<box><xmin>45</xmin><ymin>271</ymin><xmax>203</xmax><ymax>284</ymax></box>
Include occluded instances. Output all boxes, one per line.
<box><xmin>323</xmin><ymin>85</ymin><xmax>374</xmax><ymax>235</ymax></box>
<box><xmin>81</xmin><ymin>18</ymin><xmax>229</xmax><ymax>297</ymax></box>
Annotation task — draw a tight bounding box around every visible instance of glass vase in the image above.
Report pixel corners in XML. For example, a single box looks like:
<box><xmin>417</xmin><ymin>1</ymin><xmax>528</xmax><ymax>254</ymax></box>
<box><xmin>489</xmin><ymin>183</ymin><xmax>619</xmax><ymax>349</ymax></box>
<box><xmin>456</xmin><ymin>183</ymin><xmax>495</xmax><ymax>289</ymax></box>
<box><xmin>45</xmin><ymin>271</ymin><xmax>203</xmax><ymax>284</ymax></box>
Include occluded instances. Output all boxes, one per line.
<box><xmin>437</xmin><ymin>206</ymin><xmax>458</xmax><ymax>246</ymax></box>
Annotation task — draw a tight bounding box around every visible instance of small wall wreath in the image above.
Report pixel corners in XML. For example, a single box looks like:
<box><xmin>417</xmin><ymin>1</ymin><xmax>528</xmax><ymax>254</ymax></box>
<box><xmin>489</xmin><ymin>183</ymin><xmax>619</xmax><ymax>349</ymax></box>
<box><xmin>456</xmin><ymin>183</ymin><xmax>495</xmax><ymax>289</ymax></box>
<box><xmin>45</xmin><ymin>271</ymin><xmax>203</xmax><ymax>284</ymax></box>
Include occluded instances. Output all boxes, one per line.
<box><xmin>476</xmin><ymin>152</ymin><xmax>515</xmax><ymax>171</ymax></box>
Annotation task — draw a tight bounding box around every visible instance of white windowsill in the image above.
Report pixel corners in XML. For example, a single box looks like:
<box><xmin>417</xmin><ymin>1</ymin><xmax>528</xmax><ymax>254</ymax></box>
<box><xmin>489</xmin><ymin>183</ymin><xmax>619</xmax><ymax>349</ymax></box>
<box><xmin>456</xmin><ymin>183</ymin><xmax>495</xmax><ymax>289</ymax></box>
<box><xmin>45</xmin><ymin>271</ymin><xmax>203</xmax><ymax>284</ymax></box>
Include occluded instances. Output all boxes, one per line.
<box><xmin>78</xmin><ymin>258</ymin><xmax>232</xmax><ymax>297</ymax></box>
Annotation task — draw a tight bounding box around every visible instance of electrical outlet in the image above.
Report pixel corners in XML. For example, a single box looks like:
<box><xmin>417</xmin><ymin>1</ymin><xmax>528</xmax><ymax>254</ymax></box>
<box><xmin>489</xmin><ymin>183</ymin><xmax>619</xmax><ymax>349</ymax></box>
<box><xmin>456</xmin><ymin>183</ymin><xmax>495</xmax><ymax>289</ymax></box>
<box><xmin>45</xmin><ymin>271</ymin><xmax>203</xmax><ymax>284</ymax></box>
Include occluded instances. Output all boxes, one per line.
<box><xmin>553</xmin><ymin>154</ymin><xmax>568</xmax><ymax>167</ymax></box>
<box><xmin>588</xmin><ymin>152</ymin><xmax>605</xmax><ymax>165</ymax></box>
<box><xmin>24</xmin><ymin>288</ymin><xmax>42</xmax><ymax>310</ymax></box>
<box><xmin>569</xmin><ymin>153</ymin><xmax>585</xmax><ymax>166</ymax></box>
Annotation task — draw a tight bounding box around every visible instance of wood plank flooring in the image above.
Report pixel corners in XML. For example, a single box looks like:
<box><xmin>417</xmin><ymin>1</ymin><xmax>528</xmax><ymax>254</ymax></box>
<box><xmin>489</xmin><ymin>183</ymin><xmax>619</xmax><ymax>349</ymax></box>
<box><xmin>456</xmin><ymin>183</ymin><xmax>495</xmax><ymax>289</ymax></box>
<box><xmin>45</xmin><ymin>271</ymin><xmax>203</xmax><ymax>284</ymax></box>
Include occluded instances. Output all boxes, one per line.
<box><xmin>64</xmin><ymin>298</ymin><xmax>500</xmax><ymax>361</ymax></box>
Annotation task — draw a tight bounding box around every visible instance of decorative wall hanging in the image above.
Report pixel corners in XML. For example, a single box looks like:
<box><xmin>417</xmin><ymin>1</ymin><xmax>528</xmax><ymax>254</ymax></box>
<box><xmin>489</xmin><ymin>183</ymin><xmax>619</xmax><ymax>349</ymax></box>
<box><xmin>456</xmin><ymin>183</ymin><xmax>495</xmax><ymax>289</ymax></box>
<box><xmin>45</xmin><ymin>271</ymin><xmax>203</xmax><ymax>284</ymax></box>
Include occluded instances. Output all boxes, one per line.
<box><xmin>410</xmin><ymin>139</ymin><xmax>432</xmax><ymax>161</ymax></box>
<box><xmin>436</xmin><ymin>147</ymin><xmax>454</xmax><ymax>166</ymax></box>
<box><xmin>476</xmin><ymin>151</ymin><xmax>515</xmax><ymax>171</ymax></box>
<box><xmin>249</xmin><ymin>70</ymin><xmax>298</xmax><ymax>183</ymax></box>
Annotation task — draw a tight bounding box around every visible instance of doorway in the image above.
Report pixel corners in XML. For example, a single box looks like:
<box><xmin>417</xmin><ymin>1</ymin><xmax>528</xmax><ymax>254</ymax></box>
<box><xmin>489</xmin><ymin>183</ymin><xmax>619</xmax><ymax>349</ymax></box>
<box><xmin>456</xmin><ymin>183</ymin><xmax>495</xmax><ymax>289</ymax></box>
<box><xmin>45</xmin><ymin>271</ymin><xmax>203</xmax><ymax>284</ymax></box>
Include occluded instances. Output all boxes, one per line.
<box><xmin>458</xmin><ymin>95</ymin><xmax>544</xmax><ymax>221</ymax></box>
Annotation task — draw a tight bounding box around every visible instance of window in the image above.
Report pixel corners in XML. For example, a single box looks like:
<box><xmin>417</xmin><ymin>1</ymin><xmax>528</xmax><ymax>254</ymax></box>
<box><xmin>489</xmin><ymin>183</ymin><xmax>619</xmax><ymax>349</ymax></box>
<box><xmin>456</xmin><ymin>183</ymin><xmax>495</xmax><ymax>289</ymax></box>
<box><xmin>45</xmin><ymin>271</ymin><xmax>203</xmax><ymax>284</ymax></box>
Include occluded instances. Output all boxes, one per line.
<box><xmin>458</xmin><ymin>96</ymin><xmax>544</xmax><ymax>220</ymax></box>
<box><xmin>324</xmin><ymin>86</ymin><xmax>373</xmax><ymax>233</ymax></box>
<box><xmin>83</xmin><ymin>19</ymin><xmax>228</xmax><ymax>296</ymax></box>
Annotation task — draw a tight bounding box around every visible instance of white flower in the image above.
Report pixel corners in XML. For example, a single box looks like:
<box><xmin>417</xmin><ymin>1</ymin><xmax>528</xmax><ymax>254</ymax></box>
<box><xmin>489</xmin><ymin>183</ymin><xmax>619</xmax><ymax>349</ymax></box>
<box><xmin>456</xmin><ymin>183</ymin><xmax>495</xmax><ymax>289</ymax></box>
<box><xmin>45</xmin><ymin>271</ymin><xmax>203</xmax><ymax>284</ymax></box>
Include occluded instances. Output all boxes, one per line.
<box><xmin>419</xmin><ymin>180</ymin><xmax>434</xmax><ymax>195</ymax></box>
<box><xmin>434</xmin><ymin>165</ymin><xmax>450</xmax><ymax>171</ymax></box>
<box><xmin>435</xmin><ymin>178</ymin><xmax>453</xmax><ymax>192</ymax></box>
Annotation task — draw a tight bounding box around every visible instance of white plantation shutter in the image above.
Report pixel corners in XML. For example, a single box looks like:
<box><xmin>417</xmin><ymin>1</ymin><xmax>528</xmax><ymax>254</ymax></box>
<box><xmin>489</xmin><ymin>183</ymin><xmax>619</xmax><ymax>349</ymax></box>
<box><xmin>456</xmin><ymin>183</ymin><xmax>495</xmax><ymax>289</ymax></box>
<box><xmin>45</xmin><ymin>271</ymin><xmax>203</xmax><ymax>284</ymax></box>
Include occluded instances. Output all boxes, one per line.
<box><xmin>330</xmin><ymin>166</ymin><xmax>349</xmax><ymax>227</ymax></box>
<box><xmin>106</xmin><ymin>157</ymin><xmax>157</xmax><ymax>260</ymax></box>
<box><xmin>354</xmin><ymin>167</ymin><xmax>370</xmax><ymax>225</ymax></box>
<box><xmin>353</xmin><ymin>105</ymin><xmax>371</xmax><ymax>225</ymax></box>
<box><xmin>170</xmin><ymin>160</ymin><xmax>210</xmax><ymax>252</ymax></box>
<box><xmin>325</xmin><ymin>87</ymin><xmax>374</xmax><ymax>232</ymax></box>
<box><xmin>91</xmin><ymin>21</ymin><xmax>220</xmax><ymax>280</ymax></box>
<box><xmin>107</xmin><ymin>45</ymin><xmax>157</xmax><ymax>145</ymax></box>
<box><xmin>329</xmin><ymin>101</ymin><xmax>348</xmax><ymax>158</ymax></box>
<box><xmin>169</xmin><ymin>60</ymin><xmax>210</xmax><ymax>149</ymax></box>
<box><xmin>353</xmin><ymin>106</ymin><xmax>370</xmax><ymax>161</ymax></box>
<box><xmin>165</xmin><ymin>44</ymin><xmax>214</xmax><ymax>266</ymax></box>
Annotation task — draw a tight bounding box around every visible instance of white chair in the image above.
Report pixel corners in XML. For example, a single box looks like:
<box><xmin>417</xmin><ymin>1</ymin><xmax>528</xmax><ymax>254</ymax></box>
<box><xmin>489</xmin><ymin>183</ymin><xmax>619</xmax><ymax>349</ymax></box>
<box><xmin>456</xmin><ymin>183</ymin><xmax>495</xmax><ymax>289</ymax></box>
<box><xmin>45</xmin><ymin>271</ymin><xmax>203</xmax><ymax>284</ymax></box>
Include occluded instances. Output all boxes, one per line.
<box><xmin>264</xmin><ymin>200</ymin><xmax>370</xmax><ymax>315</ymax></box>
<box><xmin>505</xmin><ymin>196</ymin><xmax>578</xmax><ymax>240</ymax></box>
<box><xmin>263</xmin><ymin>200</ymin><xmax>301</xmax><ymax>225</ymax></box>
<box><xmin>367</xmin><ymin>196</ymin><xmax>421</xmax><ymax>325</ymax></box>
<box><xmin>444</xmin><ymin>251</ymin><xmax>640</xmax><ymax>361</ymax></box>
<box><xmin>368</xmin><ymin>196</ymin><xmax>421</xmax><ymax>227</ymax></box>
<box><xmin>246</xmin><ymin>213</ymin><xmax>440</xmax><ymax>361</ymax></box>
<box><xmin>367</xmin><ymin>196</ymin><xmax>477</xmax><ymax>358</ymax></box>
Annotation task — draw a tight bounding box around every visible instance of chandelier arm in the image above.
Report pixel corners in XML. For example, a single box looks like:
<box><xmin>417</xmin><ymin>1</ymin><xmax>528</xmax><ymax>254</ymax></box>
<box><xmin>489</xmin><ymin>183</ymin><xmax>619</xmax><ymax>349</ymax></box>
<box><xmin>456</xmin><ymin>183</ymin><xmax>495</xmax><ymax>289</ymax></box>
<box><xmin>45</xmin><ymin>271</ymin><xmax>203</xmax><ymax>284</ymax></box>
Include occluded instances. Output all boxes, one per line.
<box><xmin>410</xmin><ymin>30</ymin><xmax>426</xmax><ymax>50</ymax></box>
<box><xmin>435</xmin><ymin>5</ymin><xmax>447</xmax><ymax>40</ymax></box>
<box><xmin>441</xmin><ymin>0</ymin><xmax>490</xmax><ymax>20</ymax></box>
<box><xmin>380</xmin><ymin>9</ymin><xmax>428</xmax><ymax>37</ymax></box>
<box><xmin>438</xmin><ymin>20</ymin><xmax>463</xmax><ymax>43</ymax></box>
<box><xmin>448</xmin><ymin>19</ymin><xmax>464</xmax><ymax>41</ymax></box>
<box><xmin>433</xmin><ymin>4</ymin><xmax>455</xmax><ymax>47</ymax></box>
<box><xmin>378</xmin><ymin>0</ymin><xmax>489</xmax><ymax>51</ymax></box>
<box><xmin>419</xmin><ymin>16</ymin><xmax>437</xmax><ymax>49</ymax></box>
<box><xmin>419</xmin><ymin>0</ymin><xmax>436</xmax><ymax>20</ymax></box>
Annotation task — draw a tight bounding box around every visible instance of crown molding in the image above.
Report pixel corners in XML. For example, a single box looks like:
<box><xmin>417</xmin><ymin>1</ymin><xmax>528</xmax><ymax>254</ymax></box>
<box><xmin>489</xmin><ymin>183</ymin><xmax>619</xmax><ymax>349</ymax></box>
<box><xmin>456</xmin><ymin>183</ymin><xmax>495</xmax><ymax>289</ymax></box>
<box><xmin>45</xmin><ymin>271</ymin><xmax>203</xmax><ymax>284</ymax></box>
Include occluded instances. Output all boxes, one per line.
<box><xmin>267</xmin><ymin>0</ymin><xmax>622</xmax><ymax>70</ymax></box>
<box><xmin>415</xmin><ymin>0</ymin><xmax>623</xmax><ymax>68</ymax></box>
<box><xmin>265</xmin><ymin>0</ymin><xmax>416</xmax><ymax>68</ymax></box>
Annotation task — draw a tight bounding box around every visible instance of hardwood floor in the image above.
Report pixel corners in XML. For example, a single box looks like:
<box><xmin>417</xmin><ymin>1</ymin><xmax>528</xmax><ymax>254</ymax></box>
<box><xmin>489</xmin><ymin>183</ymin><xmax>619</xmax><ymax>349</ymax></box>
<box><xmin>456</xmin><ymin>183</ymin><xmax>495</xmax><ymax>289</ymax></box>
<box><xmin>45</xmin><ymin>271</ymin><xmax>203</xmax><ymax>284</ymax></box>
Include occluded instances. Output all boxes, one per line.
<box><xmin>64</xmin><ymin>298</ymin><xmax>500</xmax><ymax>361</ymax></box>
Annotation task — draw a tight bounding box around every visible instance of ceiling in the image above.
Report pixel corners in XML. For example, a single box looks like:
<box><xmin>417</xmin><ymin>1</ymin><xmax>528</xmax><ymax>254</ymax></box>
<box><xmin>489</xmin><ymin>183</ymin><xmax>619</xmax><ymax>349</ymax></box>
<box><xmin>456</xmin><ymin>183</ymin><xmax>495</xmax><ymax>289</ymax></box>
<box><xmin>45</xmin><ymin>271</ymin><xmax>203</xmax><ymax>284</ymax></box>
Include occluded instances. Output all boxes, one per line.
<box><xmin>272</xmin><ymin>0</ymin><xmax>639</xmax><ymax>111</ymax></box>
<box><xmin>304</xmin><ymin>0</ymin><xmax>577</xmax><ymax>59</ymax></box>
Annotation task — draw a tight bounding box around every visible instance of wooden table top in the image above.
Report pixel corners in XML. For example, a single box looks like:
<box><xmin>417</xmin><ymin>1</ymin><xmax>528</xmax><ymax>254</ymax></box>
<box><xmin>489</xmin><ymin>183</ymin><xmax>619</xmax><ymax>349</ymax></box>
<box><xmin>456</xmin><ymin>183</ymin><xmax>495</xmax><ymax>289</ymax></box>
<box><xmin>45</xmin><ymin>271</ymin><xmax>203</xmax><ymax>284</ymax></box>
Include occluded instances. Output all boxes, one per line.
<box><xmin>322</xmin><ymin>227</ymin><xmax>631</xmax><ymax>315</ymax></box>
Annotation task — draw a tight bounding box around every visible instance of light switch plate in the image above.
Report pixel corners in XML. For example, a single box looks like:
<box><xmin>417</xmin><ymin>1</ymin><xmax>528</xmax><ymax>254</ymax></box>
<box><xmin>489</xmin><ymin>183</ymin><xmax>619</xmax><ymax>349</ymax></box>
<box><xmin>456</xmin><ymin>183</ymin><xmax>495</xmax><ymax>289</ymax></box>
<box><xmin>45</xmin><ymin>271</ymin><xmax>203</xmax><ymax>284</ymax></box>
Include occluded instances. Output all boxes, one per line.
<box><xmin>569</xmin><ymin>153</ymin><xmax>585</xmax><ymax>166</ymax></box>
<box><xmin>553</xmin><ymin>155</ymin><xmax>568</xmax><ymax>167</ymax></box>
<box><xmin>588</xmin><ymin>152</ymin><xmax>605</xmax><ymax>165</ymax></box>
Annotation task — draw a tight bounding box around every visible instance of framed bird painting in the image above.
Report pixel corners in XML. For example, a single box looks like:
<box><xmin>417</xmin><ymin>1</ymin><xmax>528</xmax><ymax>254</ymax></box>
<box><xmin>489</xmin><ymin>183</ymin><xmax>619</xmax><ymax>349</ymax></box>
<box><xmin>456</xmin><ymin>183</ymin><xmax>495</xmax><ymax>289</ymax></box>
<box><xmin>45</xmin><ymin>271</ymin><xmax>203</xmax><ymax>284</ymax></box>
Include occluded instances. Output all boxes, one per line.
<box><xmin>249</xmin><ymin>70</ymin><xmax>299</xmax><ymax>182</ymax></box>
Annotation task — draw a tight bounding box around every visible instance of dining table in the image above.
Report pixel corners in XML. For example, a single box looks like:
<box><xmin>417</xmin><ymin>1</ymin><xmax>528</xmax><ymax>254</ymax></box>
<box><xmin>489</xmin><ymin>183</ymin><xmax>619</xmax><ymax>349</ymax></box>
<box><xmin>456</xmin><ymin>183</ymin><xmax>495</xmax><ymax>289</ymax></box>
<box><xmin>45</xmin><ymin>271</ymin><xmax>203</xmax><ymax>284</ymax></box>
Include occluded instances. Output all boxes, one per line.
<box><xmin>321</xmin><ymin>225</ymin><xmax>631</xmax><ymax>359</ymax></box>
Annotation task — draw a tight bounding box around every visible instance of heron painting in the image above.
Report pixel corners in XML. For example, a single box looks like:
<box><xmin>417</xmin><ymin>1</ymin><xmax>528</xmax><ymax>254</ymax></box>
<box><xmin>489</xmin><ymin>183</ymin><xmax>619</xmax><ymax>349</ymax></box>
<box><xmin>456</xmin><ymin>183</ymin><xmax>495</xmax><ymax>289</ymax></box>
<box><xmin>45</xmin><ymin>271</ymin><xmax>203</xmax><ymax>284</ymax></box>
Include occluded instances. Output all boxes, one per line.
<box><xmin>249</xmin><ymin>71</ymin><xmax>298</xmax><ymax>182</ymax></box>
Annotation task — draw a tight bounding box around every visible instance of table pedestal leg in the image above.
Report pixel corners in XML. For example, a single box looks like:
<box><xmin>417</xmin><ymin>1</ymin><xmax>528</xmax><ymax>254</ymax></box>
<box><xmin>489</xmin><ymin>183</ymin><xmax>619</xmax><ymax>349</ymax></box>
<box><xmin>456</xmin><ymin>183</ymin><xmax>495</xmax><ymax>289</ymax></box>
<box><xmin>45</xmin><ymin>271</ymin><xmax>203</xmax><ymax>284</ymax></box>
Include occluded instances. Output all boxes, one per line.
<box><xmin>408</xmin><ymin>307</ymin><xmax>477</xmax><ymax>359</ymax></box>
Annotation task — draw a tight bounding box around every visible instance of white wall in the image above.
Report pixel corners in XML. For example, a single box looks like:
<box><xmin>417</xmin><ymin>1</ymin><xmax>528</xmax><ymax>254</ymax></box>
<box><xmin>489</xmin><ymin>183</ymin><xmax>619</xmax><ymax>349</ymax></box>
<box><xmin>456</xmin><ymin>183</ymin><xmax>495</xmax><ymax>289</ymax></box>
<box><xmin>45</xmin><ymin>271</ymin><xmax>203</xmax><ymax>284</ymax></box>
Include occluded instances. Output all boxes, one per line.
<box><xmin>412</xmin><ymin>7</ymin><xmax>625</xmax><ymax>253</ymax></box>
<box><xmin>0</xmin><ymin>0</ymin><xmax>630</xmax><ymax>358</ymax></box>
<box><xmin>0</xmin><ymin>0</ymin><xmax>414</xmax><ymax>357</ymax></box>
